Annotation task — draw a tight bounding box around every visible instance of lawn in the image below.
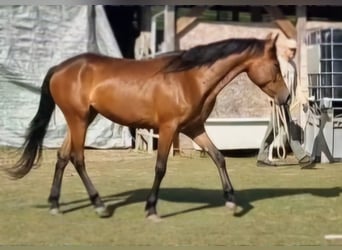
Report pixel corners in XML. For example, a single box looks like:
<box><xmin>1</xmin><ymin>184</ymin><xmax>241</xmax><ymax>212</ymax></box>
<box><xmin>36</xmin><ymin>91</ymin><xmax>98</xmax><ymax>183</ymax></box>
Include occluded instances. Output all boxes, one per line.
<box><xmin>0</xmin><ymin>149</ymin><xmax>341</xmax><ymax>246</ymax></box>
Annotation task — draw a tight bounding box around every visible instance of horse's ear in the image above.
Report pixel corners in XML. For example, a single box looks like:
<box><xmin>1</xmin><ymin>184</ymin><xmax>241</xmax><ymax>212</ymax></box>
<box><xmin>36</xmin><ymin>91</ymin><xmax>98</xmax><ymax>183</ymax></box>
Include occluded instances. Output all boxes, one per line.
<box><xmin>265</xmin><ymin>32</ymin><xmax>273</xmax><ymax>41</ymax></box>
<box><xmin>265</xmin><ymin>32</ymin><xmax>279</xmax><ymax>49</ymax></box>
<box><xmin>272</xmin><ymin>33</ymin><xmax>279</xmax><ymax>45</ymax></box>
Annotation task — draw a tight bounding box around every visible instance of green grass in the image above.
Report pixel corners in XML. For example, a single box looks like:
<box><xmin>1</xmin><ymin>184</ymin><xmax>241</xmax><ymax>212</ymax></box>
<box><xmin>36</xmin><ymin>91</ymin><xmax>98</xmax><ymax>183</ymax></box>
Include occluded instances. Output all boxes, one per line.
<box><xmin>0</xmin><ymin>149</ymin><xmax>342</xmax><ymax>246</ymax></box>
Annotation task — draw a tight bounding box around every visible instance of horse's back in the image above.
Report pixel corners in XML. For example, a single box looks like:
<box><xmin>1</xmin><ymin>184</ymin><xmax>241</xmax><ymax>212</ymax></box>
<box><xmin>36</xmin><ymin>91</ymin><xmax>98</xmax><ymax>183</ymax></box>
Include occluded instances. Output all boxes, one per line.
<box><xmin>48</xmin><ymin>52</ymin><xmax>181</xmax><ymax>128</ymax></box>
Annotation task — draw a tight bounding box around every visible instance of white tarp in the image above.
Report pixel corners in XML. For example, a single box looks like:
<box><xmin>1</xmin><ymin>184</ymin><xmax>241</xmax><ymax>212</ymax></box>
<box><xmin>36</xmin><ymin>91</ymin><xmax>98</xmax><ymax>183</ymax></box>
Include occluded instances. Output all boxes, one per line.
<box><xmin>0</xmin><ymin>5</ymin><xmax>132</xmax><ymax>148</ymax></box>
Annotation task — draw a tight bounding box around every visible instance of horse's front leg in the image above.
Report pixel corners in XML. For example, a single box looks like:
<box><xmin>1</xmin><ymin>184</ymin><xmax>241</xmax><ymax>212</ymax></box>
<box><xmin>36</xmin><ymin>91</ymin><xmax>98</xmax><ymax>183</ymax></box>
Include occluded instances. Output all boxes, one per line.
<box><xmin>184</xmin><ymin>125</ymin><xmax>237</xmax><ymax>210</ymax></box>
<box><xmin>145</xmin><ymin>124</ymin><xmax>176</xmax><ymax>221</ymax></box>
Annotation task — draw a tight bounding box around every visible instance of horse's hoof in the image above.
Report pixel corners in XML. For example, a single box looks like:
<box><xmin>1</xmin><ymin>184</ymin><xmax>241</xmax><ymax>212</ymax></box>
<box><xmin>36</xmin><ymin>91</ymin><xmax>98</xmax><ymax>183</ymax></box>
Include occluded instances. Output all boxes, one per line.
<box><xmin>95</xmin><ymin>206</ymin><xmax>110</xmax><ymax>218</ymax></box>
<box><xmin>49</xmin><ymin>208</ymin><xmax>61</xmax><ymax>215</ymax></box>
<box><xmin>146</xmin><ymin>214</ymin><xmax>163</xmax><ymax>223</ymax></box>
<box><xmin>225</xmin><ymin>201</ymin><xmax>237</xmax><ymax>211</ymax></box>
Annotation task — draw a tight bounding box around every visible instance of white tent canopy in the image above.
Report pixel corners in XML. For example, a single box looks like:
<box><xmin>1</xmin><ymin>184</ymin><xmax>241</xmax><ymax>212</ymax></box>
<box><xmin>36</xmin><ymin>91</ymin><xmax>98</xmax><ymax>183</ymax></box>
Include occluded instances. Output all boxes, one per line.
<box><xmin>0</xmin><ymin>5</ymin><xmax>132</xmax><ymax>148</ymax></box>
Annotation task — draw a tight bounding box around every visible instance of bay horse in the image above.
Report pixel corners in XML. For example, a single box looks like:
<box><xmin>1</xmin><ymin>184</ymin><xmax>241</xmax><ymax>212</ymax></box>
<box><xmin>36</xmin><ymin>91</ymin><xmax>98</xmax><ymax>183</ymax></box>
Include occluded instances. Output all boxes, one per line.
<box><xmin>8</xmin><ymin>33</ymin><xmax>290</xmax><ymax>220</ymax></box>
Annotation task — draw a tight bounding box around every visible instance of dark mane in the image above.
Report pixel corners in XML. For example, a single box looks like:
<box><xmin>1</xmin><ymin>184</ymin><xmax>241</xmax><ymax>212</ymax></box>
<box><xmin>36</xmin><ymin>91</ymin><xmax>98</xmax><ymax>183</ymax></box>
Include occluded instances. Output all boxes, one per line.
<box><xmin>163</xmin><ymin>38</ymin><xmax>265</xmax><ymax>73</ymax></box>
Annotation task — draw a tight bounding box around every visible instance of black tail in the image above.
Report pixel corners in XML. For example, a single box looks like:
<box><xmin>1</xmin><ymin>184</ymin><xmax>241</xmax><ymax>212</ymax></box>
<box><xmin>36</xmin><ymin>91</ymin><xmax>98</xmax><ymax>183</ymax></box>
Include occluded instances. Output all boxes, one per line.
<box><xmin>7</xmin><ymin>67</ymin><xmax>56</xmax><ymax>179</ymax></box>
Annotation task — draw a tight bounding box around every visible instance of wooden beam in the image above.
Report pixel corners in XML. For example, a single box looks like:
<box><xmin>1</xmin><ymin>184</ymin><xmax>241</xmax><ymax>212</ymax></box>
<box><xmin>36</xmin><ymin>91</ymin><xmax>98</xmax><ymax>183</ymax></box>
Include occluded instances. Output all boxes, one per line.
<box><xmin>176</xmin><ymin>6</ymin><xmax>207</xmax><ymax>34</ymax></box>
<box><xmin>264</xmin><ymin>6</ymin><xmax>297</xmax><ymax>38</ymax></box>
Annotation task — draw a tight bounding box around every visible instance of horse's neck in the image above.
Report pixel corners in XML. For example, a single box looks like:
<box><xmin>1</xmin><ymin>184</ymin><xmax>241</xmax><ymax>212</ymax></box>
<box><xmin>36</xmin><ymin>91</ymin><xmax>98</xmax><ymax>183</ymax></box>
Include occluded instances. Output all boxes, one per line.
<box><xmin>192</xmin><ymin>52</ymin><xmax>251</xmax><ymax>121</ymax></box>
<box><xmin>200</xmin><ymin>52</ymin><xmax>250</xmax><ymax>95</ymax></box>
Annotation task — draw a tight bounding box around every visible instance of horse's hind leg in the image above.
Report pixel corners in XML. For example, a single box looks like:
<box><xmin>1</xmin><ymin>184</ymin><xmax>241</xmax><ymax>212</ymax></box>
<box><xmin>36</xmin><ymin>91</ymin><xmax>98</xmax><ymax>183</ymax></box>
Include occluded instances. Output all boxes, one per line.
<box><xmin>67</xmin><ymin>110</ymin><xmax>109</xmax><ymax>217</ymax></box>
<box><xmin>48</xmin><ymin>132</ymin><xmax>71</xmax><ymax>214</ymax></box>
<box><xmin>184</xmin><ymin>125</ymin><xmax>236</xmax><ymax>211</ymax></box>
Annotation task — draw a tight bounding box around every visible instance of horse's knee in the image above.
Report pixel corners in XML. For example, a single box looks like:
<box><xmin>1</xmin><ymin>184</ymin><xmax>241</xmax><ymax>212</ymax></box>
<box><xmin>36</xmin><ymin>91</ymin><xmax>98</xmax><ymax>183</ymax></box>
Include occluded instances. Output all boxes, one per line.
<box><xmin>70</xmin><ymin>156</ymin><xmax>76</xmax><ymax>166</ymax></box>
<box><xmin>213</xmin><ymin>150</ymin><xmax>225</xmax><ymax>168</ymax></box>
<box><xmin>155</xmin><ymin>162</ymin><xmax>166</xmax><ymax>178</ymax></box>
<box><xmin>70</xmin><ymin>153</ymin><xmax>84</xmax><ymax>168</ymax></box>
<box><xmin>56</xmin><ymin>151</ymin><xmax>69</xmax><ymax>169</ymax></box>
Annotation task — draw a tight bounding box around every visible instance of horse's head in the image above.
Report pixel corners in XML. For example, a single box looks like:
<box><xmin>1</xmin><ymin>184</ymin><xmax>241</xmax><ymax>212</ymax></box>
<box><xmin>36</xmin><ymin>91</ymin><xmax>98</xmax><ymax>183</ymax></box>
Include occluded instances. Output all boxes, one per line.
<box><xmin>246</xmin><ymin>33</ymin><xmax>290</xmax><ymax>105</ymax></box>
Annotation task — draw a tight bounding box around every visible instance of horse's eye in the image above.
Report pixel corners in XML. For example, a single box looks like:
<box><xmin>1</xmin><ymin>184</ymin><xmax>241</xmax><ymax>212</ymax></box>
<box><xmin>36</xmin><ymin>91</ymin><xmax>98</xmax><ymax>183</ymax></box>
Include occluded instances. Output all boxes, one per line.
<box><xmin>274</xmin><ymin>63</ymin><xmax>280</xmax><ymax>69</ymax></box>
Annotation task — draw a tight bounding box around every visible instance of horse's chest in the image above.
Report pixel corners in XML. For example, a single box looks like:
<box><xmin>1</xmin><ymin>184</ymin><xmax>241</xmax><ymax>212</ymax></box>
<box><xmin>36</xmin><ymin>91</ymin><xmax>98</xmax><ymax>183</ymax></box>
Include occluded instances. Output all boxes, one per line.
<box><xmin>201</xmin><ymin>97</ymin><xmax>217</xmax><ymax>119</ymax></box>
<box><xmin>183</xmin><ymin>97</ymin><xmax>216</xmax><ymax>128</ymax></box>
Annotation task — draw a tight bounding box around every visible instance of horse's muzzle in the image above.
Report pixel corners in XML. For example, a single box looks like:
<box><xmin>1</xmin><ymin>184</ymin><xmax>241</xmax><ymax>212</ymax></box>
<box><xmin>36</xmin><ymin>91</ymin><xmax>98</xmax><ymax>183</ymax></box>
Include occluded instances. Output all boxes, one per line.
<box><xmin>275</xmin><ymin>90</ymin><xmax>291</xmax><ymax>106</ymax></box>
<box><xmin>285</xmin><ymin>94</ymin><xmax>292</xmax><ymax>106</ymax></box>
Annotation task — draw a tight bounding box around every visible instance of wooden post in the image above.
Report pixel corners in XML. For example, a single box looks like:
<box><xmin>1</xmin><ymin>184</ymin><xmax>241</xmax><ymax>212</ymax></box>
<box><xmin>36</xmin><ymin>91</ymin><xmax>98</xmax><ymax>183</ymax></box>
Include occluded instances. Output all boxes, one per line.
<box><xmin>296</xmin><ymin>6</ymin><xmax>308</xmax><ymax>133</ymax></box>
<box><xmin>296</xmin><ymin>6</ymin><xmax>308</xmax><ymax>97</ymax></box>
<box><xmin>134</xmin><ymin>6</ymin><xmax>151</xmax><ymax>59</ymax></box>
<box><xmin>164</xmin><ymin>5</ymin><xmax>175</xmax><ymax>52</ymax></box>
<box><xmin>164</xmin><ymin>6</ymin><xmax>178</xmax><ymax>156</ymax></box>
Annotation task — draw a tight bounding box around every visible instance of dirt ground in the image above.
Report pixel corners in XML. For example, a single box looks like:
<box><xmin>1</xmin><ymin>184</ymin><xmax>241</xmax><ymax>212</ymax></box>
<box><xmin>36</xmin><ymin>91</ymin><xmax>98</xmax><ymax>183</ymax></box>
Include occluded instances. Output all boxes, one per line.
<box><xmin>1</xmin><ymin>148</ymin><xmax>342</xmax><ymax>246</ymax></box>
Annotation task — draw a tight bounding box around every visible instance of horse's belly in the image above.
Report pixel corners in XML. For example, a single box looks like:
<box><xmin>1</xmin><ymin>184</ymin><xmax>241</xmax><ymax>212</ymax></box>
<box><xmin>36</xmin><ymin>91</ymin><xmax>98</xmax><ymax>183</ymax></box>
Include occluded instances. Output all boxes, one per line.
<box><xmin>90</xmin><ymin>87</ymin><xmax>157</xmax><ymax>128</ymax></box>
<box><xmin>100</xmin><ymin>108</ymin><xmax>156</xmax><ymax>128</ymax></box>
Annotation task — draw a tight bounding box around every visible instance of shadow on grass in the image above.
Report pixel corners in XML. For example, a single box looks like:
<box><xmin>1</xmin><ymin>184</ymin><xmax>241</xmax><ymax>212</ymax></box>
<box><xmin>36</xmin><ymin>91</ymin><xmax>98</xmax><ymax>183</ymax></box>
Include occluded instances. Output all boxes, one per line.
<box><xmin>35</xmin><ymin>186</ymin><xmax>342</xmax><ymax>218</ymax></box>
